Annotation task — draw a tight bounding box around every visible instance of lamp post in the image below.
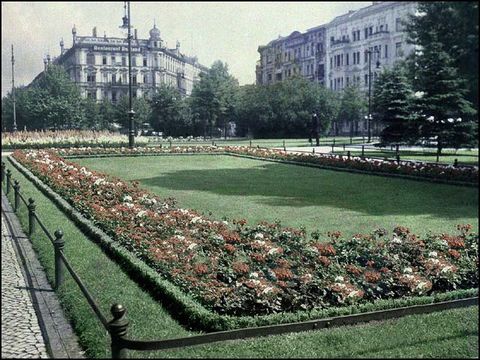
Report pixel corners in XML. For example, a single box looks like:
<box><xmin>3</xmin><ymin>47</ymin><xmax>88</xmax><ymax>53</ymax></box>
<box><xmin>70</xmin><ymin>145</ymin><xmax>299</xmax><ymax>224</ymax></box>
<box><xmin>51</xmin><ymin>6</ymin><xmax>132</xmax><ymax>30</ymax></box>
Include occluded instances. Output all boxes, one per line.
<box><xmin>11</xmin><ymin>44</ymin><xmax>17</xmax><ymax>132</ymax></box>
<box><xmin>366</xmin><ymin>48</ymin><xmax>380</xmax><ymax>143</ymax></box>
<box><xmin>120</xmin><ymin>1</ymin><xmax>135</xmax><ymax>148</ymax></box>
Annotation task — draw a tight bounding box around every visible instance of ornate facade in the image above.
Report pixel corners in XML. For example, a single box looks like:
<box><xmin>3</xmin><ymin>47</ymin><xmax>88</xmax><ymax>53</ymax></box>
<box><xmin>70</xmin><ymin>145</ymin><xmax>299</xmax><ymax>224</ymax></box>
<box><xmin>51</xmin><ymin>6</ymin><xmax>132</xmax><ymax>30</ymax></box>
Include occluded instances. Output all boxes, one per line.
<box><xmin>36</xmin><ymin>24</ymin><xmax>207</xmax><ymax>102</ymax></box>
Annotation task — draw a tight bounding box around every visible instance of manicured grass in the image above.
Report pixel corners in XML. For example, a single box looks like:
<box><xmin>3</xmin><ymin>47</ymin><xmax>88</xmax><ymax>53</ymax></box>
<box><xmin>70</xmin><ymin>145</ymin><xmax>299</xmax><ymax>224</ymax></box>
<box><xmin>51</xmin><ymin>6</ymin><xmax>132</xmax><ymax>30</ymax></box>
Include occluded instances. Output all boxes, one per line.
<box><xmin>76</xmin><ymin>155</ymin><xmax>478</xmax><ymax>238</ymax></box>
<box><xmin>2</xmin><ymin>158</ymin><xmax>478</xmax><ymax>358</ymax></box>
<box><xmin>147</xmin><ymin>136</ymin><xmax>369</xmax><ymax>148</ymax></box>
<box><xmin>332</xmin><ymin>149</ymin><xmax>479</xmax><ymax>166</ymax></box>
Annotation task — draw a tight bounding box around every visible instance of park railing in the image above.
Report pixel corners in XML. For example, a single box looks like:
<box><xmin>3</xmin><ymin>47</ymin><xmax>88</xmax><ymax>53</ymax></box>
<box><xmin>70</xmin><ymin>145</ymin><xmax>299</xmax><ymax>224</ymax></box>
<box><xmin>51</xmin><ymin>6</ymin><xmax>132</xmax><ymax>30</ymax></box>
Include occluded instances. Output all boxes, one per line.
<box><xmin>1</xmin><ymin>160</ymin><xmax>478</xmax><ymax>358</ymax></box>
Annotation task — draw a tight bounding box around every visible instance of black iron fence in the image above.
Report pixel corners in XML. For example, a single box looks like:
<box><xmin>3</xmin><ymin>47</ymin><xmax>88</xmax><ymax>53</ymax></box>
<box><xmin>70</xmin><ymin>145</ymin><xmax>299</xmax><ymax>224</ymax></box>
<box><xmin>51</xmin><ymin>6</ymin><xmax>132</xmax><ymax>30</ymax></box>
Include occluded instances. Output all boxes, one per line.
<box><xmin>1</xmin><ymin>161</ymin><xmax>478</xmax><ymax>359</ymax></box>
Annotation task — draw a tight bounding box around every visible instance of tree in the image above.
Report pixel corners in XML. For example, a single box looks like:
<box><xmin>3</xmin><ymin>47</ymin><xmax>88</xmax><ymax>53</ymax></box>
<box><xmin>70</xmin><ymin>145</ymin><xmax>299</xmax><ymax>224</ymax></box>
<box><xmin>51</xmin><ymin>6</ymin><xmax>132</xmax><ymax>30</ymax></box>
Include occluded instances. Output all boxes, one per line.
<box><xmin>337</xmin><ymin>84</ymin><xmax>367</xmax><ymax>142</ymax></box>
<box><xmin>372</xmin><ymin>64</ymin><xmax>417</xmax><ymax>144</ymax></box>
<box><xmin>406</xmin><ymin>2</ymin><xmax>479</xmax><ymax>110</ymax></box>
<box><xmin>27</xmin><ymin>65</ymin><xmax>85</xmax><ymax>130</ymax></box>
<box><xmin>115</xmin><ymin>95</ymin><xmax>152</xmax><ymax>133</ymax></box>
<box><xmin>149</xmin><ymin>84</ymin><xmax>185</xmax><ymax>136</ymax></box>
<box><xmin>190</xmin><ymin>61</ymin><xmax>239</xmax><ymax>138</ymax></box>
<box><xmin>413</xmin><ymin>42</ymin><xmax>477</xmax><ymax>156</ymax></box>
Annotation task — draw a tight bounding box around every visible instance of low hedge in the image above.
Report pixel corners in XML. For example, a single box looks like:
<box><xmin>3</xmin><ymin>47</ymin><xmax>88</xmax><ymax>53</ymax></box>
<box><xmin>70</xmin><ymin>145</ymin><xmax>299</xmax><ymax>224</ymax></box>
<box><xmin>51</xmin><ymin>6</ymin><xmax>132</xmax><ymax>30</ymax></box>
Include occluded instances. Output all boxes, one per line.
<box><xmin>7</xmin><ymin>153</ymin><xmax>478</xmax><ymax>331</ymax></box>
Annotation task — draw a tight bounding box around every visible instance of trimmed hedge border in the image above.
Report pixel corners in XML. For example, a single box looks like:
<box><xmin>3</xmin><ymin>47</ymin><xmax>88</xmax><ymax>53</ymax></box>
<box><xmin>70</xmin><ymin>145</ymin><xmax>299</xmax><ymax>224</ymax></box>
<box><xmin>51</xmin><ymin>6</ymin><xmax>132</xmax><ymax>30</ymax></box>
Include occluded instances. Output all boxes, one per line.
<box><xmin>7</xmin><ymin>154</ymin><xmax>478</xmax><ymax>332</ymax></box>
<box><xmin>61</xmin><ymin>150</ymin><xmax>477</xmax><ymax>188</ymax></box>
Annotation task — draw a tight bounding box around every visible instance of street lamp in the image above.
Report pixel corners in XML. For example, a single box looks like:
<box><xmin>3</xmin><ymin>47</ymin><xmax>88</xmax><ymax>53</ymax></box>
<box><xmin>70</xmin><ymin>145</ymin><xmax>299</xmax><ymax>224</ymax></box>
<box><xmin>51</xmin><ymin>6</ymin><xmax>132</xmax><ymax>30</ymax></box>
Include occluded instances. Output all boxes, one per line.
<box><xmin>119</xmin><ymin>1</ymin><xmax>135</xmax><ymax>148</ymax></box>
<box><xmin>11</xmin><ymin>44</ymin><xmax>17</xmax><ymax>132</ymax></box>
<box><xmin>366</xmin><ymin>48</ymin><xmax>380</xmax><ymax>143</ymax></box>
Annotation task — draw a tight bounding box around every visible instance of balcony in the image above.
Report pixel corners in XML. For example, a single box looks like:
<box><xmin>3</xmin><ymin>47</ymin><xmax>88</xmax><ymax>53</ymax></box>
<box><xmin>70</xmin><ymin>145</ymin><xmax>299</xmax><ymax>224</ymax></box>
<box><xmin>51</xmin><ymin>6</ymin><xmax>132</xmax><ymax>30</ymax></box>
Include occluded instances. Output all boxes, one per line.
<box><xmin>330</xmin><ymin>38</ymin><xmax>350</xmax><ymax>48</ymax></box>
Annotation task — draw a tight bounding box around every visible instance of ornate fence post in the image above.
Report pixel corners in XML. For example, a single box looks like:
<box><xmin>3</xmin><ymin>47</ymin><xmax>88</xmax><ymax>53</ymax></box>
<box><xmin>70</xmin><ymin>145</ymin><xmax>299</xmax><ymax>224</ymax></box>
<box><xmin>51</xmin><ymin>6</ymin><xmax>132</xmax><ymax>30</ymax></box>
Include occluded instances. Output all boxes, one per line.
<box><xmin>54</xmin><ymin>230</ymin><xmax>65</xmax><ymax>290</ymax></box>
<box><xmin>109</xmin><ymin>304</ymin><xmax>129</xmax><ymax>359</ymax></box>
<box><xmin>312</xmin><ymin>148</ymin><xmax>315</xmax><ymax>154</ymax></box>
<box><xmin>6</xmin><ymin>169</ymin><xmax>12</xmax><ymax>194</ymax></box>
<box><xmin>396</xmin><ymin>154</ymin><xmax>401</xmax><ymax>164</ymax></box>
<box><xmin>347</xmin><ymin>151</ymin><xmax>351</xmax><ymax>160</ymax></box>
<box><xmin>283</xmin><ymin>139</ymin><xmax>286</xmax><ymax>151</ymax></box>
<box><xmin>454</xmin><ymin>158</ymin><xmax>458</xmax><ymax>167</ymax></box>
<box><xmin>249</xmin><ymin>139</ymin><xmax>252</xmax><ymax>148</ymax></box>
<box><xmin>361</xmin><ymin>145</ymin><xmax>365</xmax><ymax>157</ymax></box>
<box><xmin>28</xmin><ymin>198</ymin><xmax>36</xmax><ymax>236</ymax></box>
<box><xmin>343</xmin><ymin>144</ymin><xmax>346</xmax><ymax>151</ymax></box>
<box><xmin>331</xmin><ymin>139</ymin><xmax>335</xmax><ymax>153</ymax></box>
<box><xmin>1</xmin><ymin>162</ymin><xmax>5</xmax><ymax>183</ymax></box>
<box><xmin>13</xmin><ymin>180</ymin><xmax>20</xmax><ymax>212</ymax></box>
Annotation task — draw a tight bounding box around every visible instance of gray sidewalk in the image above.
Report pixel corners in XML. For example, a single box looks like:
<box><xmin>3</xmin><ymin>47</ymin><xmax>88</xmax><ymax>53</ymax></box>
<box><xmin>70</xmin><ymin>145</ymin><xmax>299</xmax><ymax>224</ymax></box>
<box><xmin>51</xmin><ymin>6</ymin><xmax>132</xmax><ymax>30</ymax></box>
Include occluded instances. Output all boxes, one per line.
<box><xmin>1</xmin><ymin>192</ymin><xmax>85</xmax><ymax>359</ymax></box>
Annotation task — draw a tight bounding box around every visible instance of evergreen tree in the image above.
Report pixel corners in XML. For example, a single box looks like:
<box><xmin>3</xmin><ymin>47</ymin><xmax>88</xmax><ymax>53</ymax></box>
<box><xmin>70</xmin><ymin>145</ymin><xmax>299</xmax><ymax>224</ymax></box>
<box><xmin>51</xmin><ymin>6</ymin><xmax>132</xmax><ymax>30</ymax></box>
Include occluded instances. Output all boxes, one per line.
<box><xmin>406</xmin><ymin>2</ymin><xmax>479</xmax><ymax>110</ymax></box>
<box><xmin>414</xmin><ymin>42</ymin><xmax>477</xmax><ymax>154</ymax></box>
<box><xmin>372</xmin><ymin>64</ymin><xmax>417</xmax><ymax>144</ymax></box>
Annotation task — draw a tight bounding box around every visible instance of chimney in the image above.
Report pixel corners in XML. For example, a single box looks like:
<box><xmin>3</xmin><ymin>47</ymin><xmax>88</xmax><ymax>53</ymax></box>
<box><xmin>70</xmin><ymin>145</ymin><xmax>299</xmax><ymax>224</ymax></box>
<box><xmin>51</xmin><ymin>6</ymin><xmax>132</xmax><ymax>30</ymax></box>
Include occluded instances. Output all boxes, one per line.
<box><xmin>134</xmin><ymin>29</ymin><xmax>138</xmax><ymax>39</ymax></box>
<box><xmin>93</xmin><ymin>26</ymin><xmax>97</xmax><ymax>37</ymax></box>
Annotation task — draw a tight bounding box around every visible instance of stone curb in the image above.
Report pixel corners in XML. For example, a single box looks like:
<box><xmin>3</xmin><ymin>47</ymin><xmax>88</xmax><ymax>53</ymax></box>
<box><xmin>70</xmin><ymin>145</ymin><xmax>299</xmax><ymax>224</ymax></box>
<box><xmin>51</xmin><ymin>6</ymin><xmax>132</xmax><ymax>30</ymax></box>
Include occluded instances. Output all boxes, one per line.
<box><xmin>1</xmin><ymin>191</ymin><xmax>85</xmax><ymax>359</ymax></box>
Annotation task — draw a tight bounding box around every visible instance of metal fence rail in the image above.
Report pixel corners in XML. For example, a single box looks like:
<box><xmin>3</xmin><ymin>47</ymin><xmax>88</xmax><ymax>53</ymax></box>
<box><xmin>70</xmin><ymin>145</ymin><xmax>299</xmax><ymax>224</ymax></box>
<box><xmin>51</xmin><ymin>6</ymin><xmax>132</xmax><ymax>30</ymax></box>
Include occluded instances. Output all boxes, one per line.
<box><xmin>1</xmin><ymin>160</ymin><xmax>478</xmax><ymax>359</ymax></box>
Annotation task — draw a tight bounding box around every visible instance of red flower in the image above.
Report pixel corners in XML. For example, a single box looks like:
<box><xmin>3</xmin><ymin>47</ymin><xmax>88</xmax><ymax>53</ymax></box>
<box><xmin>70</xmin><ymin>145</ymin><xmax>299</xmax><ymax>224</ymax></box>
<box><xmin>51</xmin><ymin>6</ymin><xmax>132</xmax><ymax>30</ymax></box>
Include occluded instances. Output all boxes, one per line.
<box><xmin>364</xmin><ymin>271</ymin><xmax>382</xmax><ymax>283</ymax></box>
<box><xmin>193</xmin><ymin>263</ymin><xmax>209</xmax><ymax>275</ymax></box>
<box><xmin>232</xmin><ymin>261</ymin><xmax>250</xmax><ymax>275</ymax></box>
<box><xmin>346</xmin><ymin>264</ymin><xmax>362</xmax><ymax>276</ymax></box>
<box><xmin>318</xmin><ymin>256</ymin><xmax>331</xmax><ymax>267</ymax></box>
<box><xmin>273</xmin><ymin>267</ymin><xmax>294</xmax><ymax>280</ymax></box>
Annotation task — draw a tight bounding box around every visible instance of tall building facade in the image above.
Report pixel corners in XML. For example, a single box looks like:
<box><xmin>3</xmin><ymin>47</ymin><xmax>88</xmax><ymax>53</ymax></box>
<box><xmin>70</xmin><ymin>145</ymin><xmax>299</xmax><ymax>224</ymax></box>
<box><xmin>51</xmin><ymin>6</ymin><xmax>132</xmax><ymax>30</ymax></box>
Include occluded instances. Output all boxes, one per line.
<box><xmin>34</xmin><ymin>24</ymin><xmax>208</xmax><ymax>102</ymax></box>
<box><xmin>256</xmin><ymin>26</ymin><xmax>326</xmax><ymax>86</ymax></box>
<box><xmin>326</xmin><ymin>1</ymin><xmax>417</xmax><ymax>93</ymax></box>
<box><xmin>257</xmin><ymin>2</ymin><xmax>416</xmax><ymax>89</ymax></box>
<box><xmin>256</xmin><ymin>1</ymin><xmax>417</xmax><ymax>135</ymax></box>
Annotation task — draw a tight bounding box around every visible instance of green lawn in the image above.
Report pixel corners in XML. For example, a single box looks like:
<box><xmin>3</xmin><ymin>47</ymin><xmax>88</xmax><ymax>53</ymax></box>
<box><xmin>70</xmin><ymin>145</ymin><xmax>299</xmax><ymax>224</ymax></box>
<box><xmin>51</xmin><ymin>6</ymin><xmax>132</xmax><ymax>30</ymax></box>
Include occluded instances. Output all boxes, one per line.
<box><xmin>76</xmin><ymin>154</ymin><xmax>478</xmax><ymax>239</ymax></box>
<box><xmin>147</xmin><ymin>136</ymin><xmax>369</xmax><ymax>148</ymax></box>
<box><xmin>2</xmin><ymin>157</ymin><xmax>478</xmax><ymax>358</ymax></box>
<box><xmin>332</xmin><ymin>149</ymin><xmax>479</xmax><ymax>166</ymax></box>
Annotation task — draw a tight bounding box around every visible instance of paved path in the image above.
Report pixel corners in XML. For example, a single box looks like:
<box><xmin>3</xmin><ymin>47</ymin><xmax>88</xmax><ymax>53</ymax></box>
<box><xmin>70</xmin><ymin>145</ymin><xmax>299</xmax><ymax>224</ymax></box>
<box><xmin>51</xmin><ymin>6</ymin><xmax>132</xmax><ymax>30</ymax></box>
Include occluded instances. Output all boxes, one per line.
<box><xmin>1</xmin><ymin>215</ymin><xmax>49</xmax><ymax>359</ymax></box>
<box><xmin>1</xmin><ymin>191</ymin><xmax>85</xmax><ymax>359</ymax></box>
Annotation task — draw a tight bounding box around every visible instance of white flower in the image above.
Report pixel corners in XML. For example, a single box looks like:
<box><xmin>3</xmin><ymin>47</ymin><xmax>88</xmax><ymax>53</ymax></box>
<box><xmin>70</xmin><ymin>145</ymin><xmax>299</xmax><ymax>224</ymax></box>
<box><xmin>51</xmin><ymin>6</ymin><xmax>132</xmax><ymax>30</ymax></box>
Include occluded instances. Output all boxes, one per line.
<box><xmin>392</xmin><ymin>236</ymin><xmax>402</xmax><ymax>244</ymax></box>
<box><xmin>268</xmin><ymin>248</ymin><xmax>279</xmax><ymax>255</ymax></box>
<box><xmin>250</xmin><ymin>272</ymin><xmax>259</xmax><ymax>279</ymax></box>
<box><xmin>403</xmin><ymin>267</ymin><xmax>413</xmax><ymax>274</ymax></box>
<box><xmin>262</xmin><ymin>286</ymin><xmax>274</xmax><ymax>294</ymax></box>
<box><xmin>447</xmin><ymin>118</ymin><xmax>454</xmax><ymax>123</ymax></box>
<box><xmin>174</xmin><ymin>235</ymin><xmax>185</xmax><ymax>241</ymax></box>
<box><xmin>124</xmin><ymin>203</ymin><xmax>134</xmax><ymax>208</ymax></box>
<box><xmin>416</xmin><ymin>281</ymin><xmax>429</xmax><ymax>290</ymax></box>
<box><xmin>94</xmin><ymin>178</ymin><xmax>105</xmax><ymax>186</ymax></box>
<box><xmin>441</xmin><ymin>266</ymin><xmax>453</xmax><ymax>273</ymax></box>
<box><xmin>123</xmin><ymin>195</ymin><xmax>133</xmax><ymax>202</ymax></box>
<box><xmin>254</xmin><ymin>232</ymin><xmax>264</xmax><ymax>240</ymax></box>
<box><xmin>428</xmin><ymin>251</ymin><xmax>438</xmax><ymax>258</ymax></box>
<box><xmin>348</xmin><ymin>290</ymin><xmax>361</xmax><ymax>298</ymax></box>
<box><xmin>414</xmin><ymin>91</ymin><xmax>425</xmax><ymax>98</ymax></box>
<box><xmin>136</xmin><ymin>210</ymin><xmax>147</xmax><ymax>218</ymax></box>
<box><xmin>429</xmin><ymin>258</ymin><xmax>440</xmax><ymax>265</ymax></box>
<box><xmin>187</xmin><ymin>243</ymin><xmax>197</xmax><ymax>250</ymax></box>
<box><xmin>335</xmin><ymin>276</ymin><xmax>344</xmax><ymax>282</ymax></box>
<box><xmin>427</xmin><ymin>116</ymin><xmax>435</xmax><ymax>122</ymax></box>
<box><xmin>456</xmin><ymin>118</ymin><xmax>462</xmax><ymax>123</ymax></box>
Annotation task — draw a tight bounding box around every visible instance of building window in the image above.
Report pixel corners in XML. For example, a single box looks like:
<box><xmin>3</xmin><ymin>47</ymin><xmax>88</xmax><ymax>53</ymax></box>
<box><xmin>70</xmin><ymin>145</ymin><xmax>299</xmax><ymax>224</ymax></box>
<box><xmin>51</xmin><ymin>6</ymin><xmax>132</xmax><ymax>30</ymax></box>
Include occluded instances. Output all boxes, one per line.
<box><xmin>122</xmin><ymin>73</ymin><xmax>127</xmax><ymax>83</ymax></box>
<box><xmin>87</xmin><ymin>53</ymin><xmax>95</xmax><ymax>65</ymax></box>
<box><xmin>112</xmin><ymin>74</ymin><xmax>116</xmax><ymax>84</ymax></box>
<box><xmin>143</xmin><ymin>74</ymin><xmax>148</xmax><ymax>83</ymax></box>
<box><xmin>365</xmin><ymin>74</ymin><xmax>368</xmax><ymax>85</ymax></box>
<box><xmin>396</xmin><ymin>42</ymin><xmax>403</xmax><ymax>57</ymax></box>
<box><xmin>102</xmin><ymin>56</ymin><xmax>107</xmax><ymax>65</ymax></box>
<box><xmin>364</xmin><ymin>28</ymin><xmax>368</xmax><ymax>39</ymax></box>
<box><xmin>346</xmin><ymin>76</ymin><xmax>350</xmax><ymax>86</ymax></box>
<box><xmin>385</xmin><ymin>44</ymin><xmax>388</xmax><ymax>58</ymax></box>
<box><xmin>111</xmin><ymin>56</ymin><xmax>116</xmax><ymax>64</ymax></box>
<box><xmin>133</xmin><ymin>90</ymin><xmax>137</xmax><ymax>98</ymax></box>
<box><xmin>132</xmin><ymin>56</ymin><xmax>136</xmax><ymax>67</ymax></box>
<box><xmin>346</xmin><ymin>53</ymin><xmax>349</xmax><ymax>65</ymax></box>
<box><xmin>396</xmin><ymin>18</ymin><xmax>403</xmax><ymax>32</ymax></box>
<box><xmin>154</xmin><ymin>41</ymin><xmax>158</xmax><ymax>47</ymax></box>
<box><xmin>112</xmin><ymin>91</ymin><xmax>117</xmax><ymax>103</ymax></box>
<box><xmin>143</xmin><ymin>57</ymin><xmax>147</xmax><ymax>66</ymax></box>
<box><xmin>132</xmin><ymin>75</ymin><xmax>137</xmax><ymax>85</ymax></box>
<box><xmin>379</xmin><ymin>25</ymin><xmax>384</xmax><ymax>32</ymax></box>
<box><xmin>364</xmin><ymin>50</ymin><xmax>368</xmax><ymax>63</ymax></box>
<box><xmin>369</xmin><ymin>26</ymin><xmax>373</xmax><ymax>35</ymax></box>
<box><xmin>87</xmin><ymin>91</ymin><xmax>96</xmax><ymax>100</ymax></box>
<box><xmin>87</xmin><ymin>74</ymin><xmax>96</xmax><ymax>83</ymax></box>
<box><xmin>122</xmin><ymin>57</ymin><xmax>126</xmax><ymax>66</ymax></box>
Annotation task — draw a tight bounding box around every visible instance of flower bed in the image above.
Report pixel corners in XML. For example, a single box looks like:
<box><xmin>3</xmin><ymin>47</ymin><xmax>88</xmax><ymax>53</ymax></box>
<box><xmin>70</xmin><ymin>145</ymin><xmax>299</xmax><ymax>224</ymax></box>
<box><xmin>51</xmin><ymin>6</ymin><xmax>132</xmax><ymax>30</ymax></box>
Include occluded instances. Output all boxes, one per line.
<box><xmin>11</xmin><ymin>149</ymin><xmax>478</xmax><ymax>323</ymax></box>
<box><xmin>1</xmin><ymin>130</ymin><xmax>149</xmax><ymax>149</ymax></box>
<box><xmin>54</xmin><ymin>145</ymin><xmax>479</xmax><ymax>185</ymax></box>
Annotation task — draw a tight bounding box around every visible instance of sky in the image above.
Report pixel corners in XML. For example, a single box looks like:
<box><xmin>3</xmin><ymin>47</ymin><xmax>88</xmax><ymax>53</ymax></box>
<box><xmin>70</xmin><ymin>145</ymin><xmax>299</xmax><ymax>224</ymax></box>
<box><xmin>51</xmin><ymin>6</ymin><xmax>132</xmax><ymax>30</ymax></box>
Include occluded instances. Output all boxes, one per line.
<box><xmin>1</xmin><ymin>1</ymin><xmax>372</xmax><ymax>97</ymax></box>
